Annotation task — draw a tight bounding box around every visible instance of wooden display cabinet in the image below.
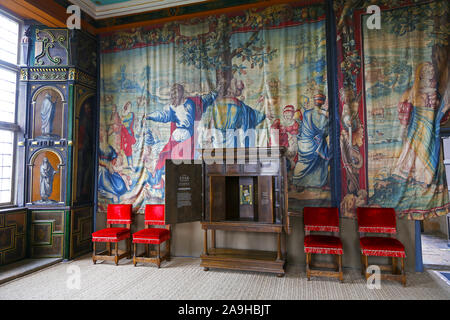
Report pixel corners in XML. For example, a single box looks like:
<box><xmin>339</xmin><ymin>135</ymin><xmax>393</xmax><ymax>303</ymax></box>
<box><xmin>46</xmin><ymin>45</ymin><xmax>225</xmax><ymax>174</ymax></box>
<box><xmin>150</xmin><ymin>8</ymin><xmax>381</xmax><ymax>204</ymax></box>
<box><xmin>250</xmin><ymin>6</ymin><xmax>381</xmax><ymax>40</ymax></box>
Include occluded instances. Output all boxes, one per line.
<box><xmin>200</xmin><ymin>147</ymin><xmax>290</xmax><ymax>276</ymax></box>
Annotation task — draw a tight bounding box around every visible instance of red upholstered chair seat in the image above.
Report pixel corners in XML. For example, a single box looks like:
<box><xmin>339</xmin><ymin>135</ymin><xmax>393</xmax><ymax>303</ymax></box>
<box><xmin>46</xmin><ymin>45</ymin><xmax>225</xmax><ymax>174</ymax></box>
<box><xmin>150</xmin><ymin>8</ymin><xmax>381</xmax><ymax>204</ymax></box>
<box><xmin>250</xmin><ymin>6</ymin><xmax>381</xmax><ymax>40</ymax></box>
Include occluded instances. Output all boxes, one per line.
<box><xmin>304</xmin><ymin>235</ymin><xmax>343</xmax><ymax>255</ymax></box>
<box><xmin>92</xmin><ymin>227</ymin><xmax>130</xmax><ymax>242</ymax></box>
<box><xmin>133</xmin><ymin>227</ymin><xmax>170</xmax><ymax>245</ymax></box>
<box><xmin>356</xmin><ymin>207</ymin><xmax>406</xmax><ymax>286</ymax></box>
<box><xmin>360</xmin><ymin>237</ymin><xmax>406</xmax><ymax>258</ymax></box>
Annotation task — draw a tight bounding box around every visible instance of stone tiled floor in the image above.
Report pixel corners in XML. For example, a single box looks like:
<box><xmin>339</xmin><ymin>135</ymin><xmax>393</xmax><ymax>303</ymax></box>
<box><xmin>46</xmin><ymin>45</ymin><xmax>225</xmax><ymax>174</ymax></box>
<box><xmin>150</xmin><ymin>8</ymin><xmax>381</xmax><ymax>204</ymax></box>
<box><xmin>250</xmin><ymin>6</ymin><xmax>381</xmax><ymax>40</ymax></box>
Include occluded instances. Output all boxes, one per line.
<box><xmin>422</xmin><ymin>233</ymin><xmax>450</xmax><ymax>269</ymax></box>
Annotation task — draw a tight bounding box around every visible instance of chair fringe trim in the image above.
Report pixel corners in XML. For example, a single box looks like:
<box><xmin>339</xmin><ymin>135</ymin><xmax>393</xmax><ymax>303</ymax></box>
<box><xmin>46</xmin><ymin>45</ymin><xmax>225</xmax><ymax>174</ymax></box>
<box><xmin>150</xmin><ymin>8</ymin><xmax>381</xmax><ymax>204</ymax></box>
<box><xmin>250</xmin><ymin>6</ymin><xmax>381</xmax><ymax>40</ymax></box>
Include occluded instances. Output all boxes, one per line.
<box><xmin>304</xmin><ymin>247</ymin><xmax>343</xmax><ymax>255</ymax></box>
<box><xmin>305</xmin><ymin>225</ymin><xmax>340</xmax><ymax>232</ymax></box>
<box><xmin>359</xmin><ymin>226</ymin><xmax>396</xmax><ymax>234</ymax></box>
<box><xmin>361</xmin><ymin>249</ymin><xmax>406</xmax><ymax>258</ymax></box>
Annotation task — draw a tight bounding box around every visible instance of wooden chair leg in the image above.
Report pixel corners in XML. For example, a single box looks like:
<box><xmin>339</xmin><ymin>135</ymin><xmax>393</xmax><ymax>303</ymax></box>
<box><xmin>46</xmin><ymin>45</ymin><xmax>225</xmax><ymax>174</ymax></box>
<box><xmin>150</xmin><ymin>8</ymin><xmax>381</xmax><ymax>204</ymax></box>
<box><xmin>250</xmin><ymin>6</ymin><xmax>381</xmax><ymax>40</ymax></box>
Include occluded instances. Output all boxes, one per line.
<box><xmin>166</xmin><ymin>239</ymin><xmax>171</xmax><ymax>261</ymax></box>
<box><xmin>401</xmin><ymin>257</ymin><xmax>406</xmax><ymax>287</ymax></box>
<box><xmin>306</xmin><ymin>252</ymin><xmax>311</xmax><ymax>281</ymax></box>
<box><xmin>133</xmin><ymin>243</ymin><xmax>137</xmax><ymax>267</ymax></box>
<box><xmin>363</xmin><ymin>255</ymin><xmax>369</xmax><ymax>280</ymax></box>
<box><xmin>360</xmin><ymin>253</ymin><xmax>365</xmax><ymax>275</ymax></box>
<box><xmin>203</xmin><ymin>229</ymin><xmax>208</xmax><ymax>256</ymax></box>
<box><xmin>146</xmin><ymin>244</ymin><xmax>149</xmax><ymax>258</ymax></box>
<box><xmin>114</xmin><ymin>242</ymin><xmax>119</xmax><ymax>266</ymax></box>
<box><xmin>157</xmin><ymin>243</ymin><xmax>161</xmax><ymax>268</ymax></box>
<box><xmin>338</xmin><ymin>254</ymin><xmax>343</xmax><ymax>283</ymax></box>
<box><xmin>92</xmin><ymin>242</ymin><xmax>96</xmax><ymax>264</ymax></box>
<box><xmin>334</xmin><ymin>254</ymin><xmax>340</xmax><ymax>272</ymax></box>
<box><xmin>392</xmin><ymin>257</ymin><xmax>398</xmax><ymax>274</ymax></box>
<box><xmin>106</xmin><ymin>242</ymin><xmax>111</xmax><ymax>256</ymax></box>
<box><xmin>128</xmin><ymin>238</ymin><xmax>132</xmax><ymax>259</ymax></box>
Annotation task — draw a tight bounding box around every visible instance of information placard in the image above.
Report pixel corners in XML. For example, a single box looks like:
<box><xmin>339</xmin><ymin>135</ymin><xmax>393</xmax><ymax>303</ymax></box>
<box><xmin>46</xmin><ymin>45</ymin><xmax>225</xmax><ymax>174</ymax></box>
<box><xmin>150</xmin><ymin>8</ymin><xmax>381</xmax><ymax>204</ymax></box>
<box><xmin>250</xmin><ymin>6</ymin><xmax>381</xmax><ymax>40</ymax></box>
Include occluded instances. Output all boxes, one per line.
<box><xmin>165</xmin><ymin>160</ymin><xmax>203</xmax><ymax>224</ymax></box>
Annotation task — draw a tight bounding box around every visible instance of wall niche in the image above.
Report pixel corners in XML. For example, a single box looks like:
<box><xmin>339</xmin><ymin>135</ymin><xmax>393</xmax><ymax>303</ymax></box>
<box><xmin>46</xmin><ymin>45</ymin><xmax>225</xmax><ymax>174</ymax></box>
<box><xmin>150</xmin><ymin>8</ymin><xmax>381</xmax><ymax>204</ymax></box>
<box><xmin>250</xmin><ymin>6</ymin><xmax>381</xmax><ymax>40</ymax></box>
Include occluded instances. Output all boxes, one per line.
<box><xmin>29</xmin><ymin>149</ymin><xmax>65</xmax><ymax>205</ymax></box>
<box><xmin>31</xmin><ymin>86</ymin><xmax>65</xmax><ymax>140</ymax></box>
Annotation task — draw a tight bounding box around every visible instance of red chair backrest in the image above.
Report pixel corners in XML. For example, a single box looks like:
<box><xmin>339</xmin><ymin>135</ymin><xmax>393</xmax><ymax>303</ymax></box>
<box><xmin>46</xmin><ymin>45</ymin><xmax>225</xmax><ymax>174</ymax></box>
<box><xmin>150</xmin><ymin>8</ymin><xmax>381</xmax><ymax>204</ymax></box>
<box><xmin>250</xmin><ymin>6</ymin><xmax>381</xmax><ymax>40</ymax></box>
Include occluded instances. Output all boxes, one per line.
<box><xmin>356</xmin><ymin>207</ymin><xmax>397</xmax><ymax>234</ymax></box>
<box><xmin>303</xmin><ymin>207</ymin><xmax>339</xmax><ymax>232</ymax></box>
<box><xmin>107</xmin><ymin>204</ymin><xmax>132</xmax><ymax>225</ymax></box>
<box><xmin>145</xmin><ymin>204</ymin><xmax>165</xmax><ymax>226</ymax></box>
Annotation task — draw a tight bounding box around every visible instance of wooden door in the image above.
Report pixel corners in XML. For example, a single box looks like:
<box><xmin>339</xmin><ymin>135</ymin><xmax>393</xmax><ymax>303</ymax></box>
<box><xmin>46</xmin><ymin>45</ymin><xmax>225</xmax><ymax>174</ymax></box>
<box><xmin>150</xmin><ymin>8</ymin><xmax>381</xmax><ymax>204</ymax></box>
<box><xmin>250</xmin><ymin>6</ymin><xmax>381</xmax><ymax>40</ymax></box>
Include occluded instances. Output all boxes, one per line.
<box><xmin>165</xmin><ymin>160</ymin><xmax>203</xmax><ymax>224</ymax></box>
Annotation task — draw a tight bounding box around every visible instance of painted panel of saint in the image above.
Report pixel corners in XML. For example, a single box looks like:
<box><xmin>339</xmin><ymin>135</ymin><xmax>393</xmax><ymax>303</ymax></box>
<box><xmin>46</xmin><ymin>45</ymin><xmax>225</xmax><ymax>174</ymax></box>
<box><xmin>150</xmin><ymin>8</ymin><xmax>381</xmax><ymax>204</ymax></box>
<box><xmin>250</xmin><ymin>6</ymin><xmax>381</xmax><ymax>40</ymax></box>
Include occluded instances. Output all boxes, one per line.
<box><xmin>74</xmin><ymin>95</ymin><xmax>95</xmax><ymax>203</ymax></box>
<box><xmin>33</xmin><ymin>88</ymin><xmax>63</xmax><ymax>140</ymax></box>
<box><xmin>31</xmin><ymin>151</ymin><xmax>61</xmax><ymax>203</ymax></box>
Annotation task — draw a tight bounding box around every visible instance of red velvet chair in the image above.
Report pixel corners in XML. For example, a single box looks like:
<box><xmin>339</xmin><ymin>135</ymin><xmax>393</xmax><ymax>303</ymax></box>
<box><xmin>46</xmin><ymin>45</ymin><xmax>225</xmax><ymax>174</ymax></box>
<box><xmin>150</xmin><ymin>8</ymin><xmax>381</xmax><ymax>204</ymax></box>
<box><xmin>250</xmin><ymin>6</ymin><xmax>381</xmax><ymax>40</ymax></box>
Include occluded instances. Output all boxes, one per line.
<box><xmin>303</xmin><ymin>207</ymin><xmax>343</xmax><ymax>282</ymax></box>
<box><xmin>132</xmin><ymin>204</ymin><xmax>171</xmax><ymax>268</ymax></box>
<box><xmin>92</xmin><ymin>204</ymin><xmax>132</xmax><ymax>265</ymax></box>
<box><xmin>357</xmin><ymin>207</ymin><xmax>406</xmax><ymax>286</ymax></box>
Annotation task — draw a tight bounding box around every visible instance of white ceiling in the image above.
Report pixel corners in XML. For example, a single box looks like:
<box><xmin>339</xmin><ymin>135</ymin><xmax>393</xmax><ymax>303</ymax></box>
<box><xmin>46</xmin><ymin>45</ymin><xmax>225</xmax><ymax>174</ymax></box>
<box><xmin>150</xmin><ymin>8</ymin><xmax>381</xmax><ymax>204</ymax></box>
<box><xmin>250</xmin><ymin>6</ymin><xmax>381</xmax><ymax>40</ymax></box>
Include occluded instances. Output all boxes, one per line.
<box><xmin>68</xmin><ymin>0</ymin><xmax>208</xmax><ymax>20</ymax></box>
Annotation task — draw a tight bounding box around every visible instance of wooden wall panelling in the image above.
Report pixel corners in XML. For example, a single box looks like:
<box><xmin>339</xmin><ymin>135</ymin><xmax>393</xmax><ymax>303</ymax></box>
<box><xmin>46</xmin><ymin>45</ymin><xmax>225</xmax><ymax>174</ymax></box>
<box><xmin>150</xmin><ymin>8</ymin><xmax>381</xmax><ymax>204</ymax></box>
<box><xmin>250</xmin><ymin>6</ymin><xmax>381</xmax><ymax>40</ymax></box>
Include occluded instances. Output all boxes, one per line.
<box><xmin>30</xmin><ymin>210</ymin><xmax>65</xmax><ymax>258</ymax></box>
<box><xmin>70</xmin><ymin>206</ymin><xmax>92</xmax><ymax>259</ymax></box>
<box><xmin>0</xmin><ymin>209</ymin><xmax>27</xmax><ymax>265</ymax></box>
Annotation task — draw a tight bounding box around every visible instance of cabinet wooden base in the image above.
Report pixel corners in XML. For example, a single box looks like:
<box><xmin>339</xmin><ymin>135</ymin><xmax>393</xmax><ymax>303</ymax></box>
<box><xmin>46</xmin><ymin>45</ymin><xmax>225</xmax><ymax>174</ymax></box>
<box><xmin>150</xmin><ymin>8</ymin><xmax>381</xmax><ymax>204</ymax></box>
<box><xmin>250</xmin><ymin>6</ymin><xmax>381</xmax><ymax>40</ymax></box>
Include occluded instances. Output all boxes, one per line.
<box><xmin>200</xmin><ymin>248</ymin><xmax>285</xmax><ymax>276</ymax></box>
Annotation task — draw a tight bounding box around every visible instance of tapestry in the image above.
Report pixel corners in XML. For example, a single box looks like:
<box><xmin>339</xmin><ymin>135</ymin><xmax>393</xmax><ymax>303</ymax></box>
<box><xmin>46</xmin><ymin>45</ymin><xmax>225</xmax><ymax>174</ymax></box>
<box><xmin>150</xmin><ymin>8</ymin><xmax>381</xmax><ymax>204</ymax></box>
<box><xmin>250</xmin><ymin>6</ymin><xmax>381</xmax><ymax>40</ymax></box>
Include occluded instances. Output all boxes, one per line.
<box><xmin>335</xmin><ymin>0</ymin><xmax>450</xmax><ymax>219</ymax></box>
<box><xmin>98</xmin><ymin>1</ymin><xmax>331</xmax><ymax>213</ymax></box>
